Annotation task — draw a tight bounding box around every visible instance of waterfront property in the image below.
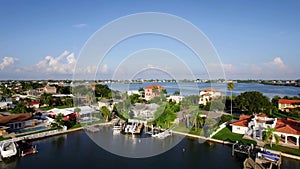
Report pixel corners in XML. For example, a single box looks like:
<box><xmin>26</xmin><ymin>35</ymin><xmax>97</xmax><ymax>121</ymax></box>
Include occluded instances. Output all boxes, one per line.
<box><xmin>278</xmin><ymin>99</ymin><xmax>300</xmax><ymax>112</ymax></box>
<box><xmin>198</xmin><ymin>88</ymin><xmax>221</xmax><ymax>105</ymax></box>
<box><xmin>130</xmin><ymin>103</ymin><xmax>159</xmax><ymax>120</ymax></box>
<box><xmin>231</xmin><ymin>114</ymin><xmax>300</xmax><ymax>147</ymax></box>
<box><xmin>167</xmin><ymin>95</ymin><xmax>184</xmax><ymax>104</ymax></box>
<box><xmin>144</xmin><ymin>85</ymin><xmax>164</xmax><ymax>101</ymax></box>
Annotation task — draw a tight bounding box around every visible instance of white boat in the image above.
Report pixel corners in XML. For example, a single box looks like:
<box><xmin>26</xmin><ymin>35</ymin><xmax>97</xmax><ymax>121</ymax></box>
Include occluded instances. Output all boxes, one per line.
<box><xmin>113</xmin><ymin>126</ymin><xmax>121</xmax><ymax>135</ymax></box>
<box><xmin>0</xmin><ymin>141</ymin><xmax>17</xmax><ymax>159</ymax></box>
<box><xmin>152</xmin><ymin>130</ymin><xmax>172</xmax><ymax>139</ymax></box>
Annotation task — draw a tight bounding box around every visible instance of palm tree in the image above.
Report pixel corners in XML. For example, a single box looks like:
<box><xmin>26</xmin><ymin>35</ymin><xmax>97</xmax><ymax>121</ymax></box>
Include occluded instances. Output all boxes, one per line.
<box><xmin>100</xmin><ymin>106</ymin><xmax>111</xmax><ymax>122</ymax></box>
<box><xmin>227</xmin><ymin>82</ymin><xmax>234</xmax><ymax>115</ymax></box>
<box><xmin>263</xmin><ymin>126</ymin><xmax>280</xmax><ymax>147</ymax></box>
<box><xmin>193</xmin><ymin>112</ymin><xmax>204</xmax><ymax>132</ymax></box>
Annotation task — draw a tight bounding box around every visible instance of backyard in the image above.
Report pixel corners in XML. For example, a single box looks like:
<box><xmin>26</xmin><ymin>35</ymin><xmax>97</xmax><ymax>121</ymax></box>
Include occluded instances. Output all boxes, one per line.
<box><xmin>212</xmin><ymin>126</ymin><xmax>257</xmax><ymax>145</ymax></box>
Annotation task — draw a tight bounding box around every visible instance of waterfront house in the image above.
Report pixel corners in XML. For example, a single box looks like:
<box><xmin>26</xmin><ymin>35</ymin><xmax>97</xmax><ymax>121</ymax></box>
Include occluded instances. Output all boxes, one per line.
<box><xmin>167</xmin><ymin>95</ymin><xmax>184</xmax><ymax>104</ymax></box>
<box><xmin>231</xmin><ymin>114</ymin><xmax>300</xmax><ymax>147</ymax></box>
<box><xmin>0</xmin><ymin>113</ymin><xmax>35</xmax><ymax>132</ymax></box>
<box><xmin>144</xmin><ymin>85</ymin><xmax>164</xmax><ymax>101</ymax></box>
<box><xmin>198</xmin><ymin>88</ymin><xmax>221</xmax><ymax>105</ymax></box>
<box><xmin>278</xmin><ymin>99</ymin><xmax>300</xmax><ymax>112</ymax></box>
<box><xmin>130</xmin><ymin>103</ymin><xmax>159</xmax><ymax>120</ymax></box>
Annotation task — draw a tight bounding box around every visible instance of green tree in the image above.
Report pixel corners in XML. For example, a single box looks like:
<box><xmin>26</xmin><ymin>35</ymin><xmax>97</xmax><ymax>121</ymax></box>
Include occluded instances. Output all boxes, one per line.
<box><xmin>263</xmin><ymin>126</ymin><xmax>280</xmax><ymax>148</ymax></box>
<box><xmin>173</xmin><ymin>91</ymin><xmax>180</xmax><ymax>95</ymax></box>
<box><xmin>65</xmin><ymin>97</ymin><xmax>73</xmax><ymax>107</ymax></box>
<box><xmin>51</xmin><ymin>113</ymin><xmax>64</xmax><ymax>129</ymax></box>
<box><xmin>100</xmin><ymin>106</ymin><xmax>111</xmax><ymax>122</ymax></box>
<box><xmin>129</xmin><ymin>94</ymin><xmax>142</xmax><ymax>104</ymax></box>
<box><xmin>271</xmin><ymin>95</ymin><xmax>281</xmax><ymax>108</ymax></box>
<box><xmin>227</xmin><ymin>82</ymin><xmax>234</xmax><ymax>115</ymax></box>
<box><xmin>40</xmin><ymin>93</ymin><xmax>53</xmax><ymax>106</ymax></box>
<box><xmin>192</xmin><ymin>112</ymin><xmax>204</xmax><ymax>131</ymax></box>
<box><xmin>11</xmin><ymin>102</ymin><xmax>27</xmax><ymax>114</ymax></box>
<box><xmin>74</xmin><ymin>107</ymin><xmax>81</xmax><ymax>113</ymax></box>
<box><xmin>235</xmin><ymin>91</ymin><xmax>271</xmax><ymax>114</ymax></box>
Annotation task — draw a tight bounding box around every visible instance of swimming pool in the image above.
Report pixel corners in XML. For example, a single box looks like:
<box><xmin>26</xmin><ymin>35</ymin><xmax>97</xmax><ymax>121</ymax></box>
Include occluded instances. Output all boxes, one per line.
<box><xmin>17</xmin><ymin>126</ymin><xmax>47</xmax><ymax>134</ymax></box>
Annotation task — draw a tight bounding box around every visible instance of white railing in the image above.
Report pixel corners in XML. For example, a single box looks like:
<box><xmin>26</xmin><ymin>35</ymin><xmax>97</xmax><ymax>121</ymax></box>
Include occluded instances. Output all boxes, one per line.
<box><xmin>209</xmin><ymin>122</ymin><xmax>227</xmax><ymax>138</ymax></box>
<box><xmin>0</xmin><ymin>127</ymin><xmax>67</xmax><ymax>145</ymax></box>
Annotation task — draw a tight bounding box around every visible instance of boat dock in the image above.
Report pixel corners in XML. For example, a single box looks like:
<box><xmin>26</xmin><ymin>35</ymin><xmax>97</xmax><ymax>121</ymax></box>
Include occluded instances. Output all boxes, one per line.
<box><xmin>123</xmin><ymin>119</ymin><xmax>146</xmax><ymax>134</ymax></box>
<box><xmin>232</xmin><ymin>142</ymin><xmax>282</xmax><ymax>169</ymax></box>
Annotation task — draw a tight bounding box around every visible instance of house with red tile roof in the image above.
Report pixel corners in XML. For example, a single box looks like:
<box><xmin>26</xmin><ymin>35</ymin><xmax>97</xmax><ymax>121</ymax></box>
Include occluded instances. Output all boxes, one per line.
<box><xmin>231</xmin><ymin>114</ymin><xmax>300</xmax><ymax>147</ymax></box>
<box><xmin>230</xmin><ymin>115</ymin><xmax>252</xmax><ymax>134</ymax></box>
<box><xmin>278</xmin><ymin>99</ymin><xmax>300</xmax><ymax>112</ymax></box>
<box><xmin>274</xmin><ymin>118</ymin><xmax>300</xmax><ymax>146</ymax></box>
<box><xmin>24</xmin><ymin>101</ymin><xmax>40</xmax><ymax>109</ymax></box>
<box><xmin>144</xmin><ymin>85</ymin><xmax>164</xmax><ymax>101</ymax></box>
<box><xmin>198</xmin><ymin>88</ymin><xmax>221</xmax><ymax>105</ymax></box>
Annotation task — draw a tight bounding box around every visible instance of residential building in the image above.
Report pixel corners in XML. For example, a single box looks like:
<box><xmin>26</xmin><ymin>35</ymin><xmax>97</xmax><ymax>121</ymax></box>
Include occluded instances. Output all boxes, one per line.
<box><xmin>278</xmin><ymin>99</ymin><xmax>300</xmax><ymax>112</ymax></box>
<box><xmin>24</xmin><ymin>101</ymin><xmax>40</xmax><ymax>109</ymax></box>
<box><xmin>38</xmin><ymin>85</ymin><xmax>57</xmax><ymax>94</ymax></box>
<box><xmin>167</xmin><ymin>95</ymin><xmax>184</xmax><ymax>104</ymax></box>
<box><xmin>0</xmin><ymin>113</ymin><xmax>35</xmax><ymax>131</ymax></box>
<box><xmin>198</xmin><ymin>88</ymin><xmax>221</xmax><ymax>105</ymax></box>
<box><xmin>144</xmin><ymin>85</ymin><xmax>164</xmax><ymax>101</ymax></box>
<box><xmin>231</xmin><ymin>114</ymin><xmax>300</xmax><ymax>147</ymax></box>
<box><xmin>127</xmin><ymin>90</ymin><xmax>141</xmax><ymax>96</ymax></box>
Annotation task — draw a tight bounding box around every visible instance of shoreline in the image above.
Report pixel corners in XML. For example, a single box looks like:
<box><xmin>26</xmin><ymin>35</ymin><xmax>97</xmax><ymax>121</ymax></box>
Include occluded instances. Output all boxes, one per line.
<box><xmin>2</xmin><ymin>123</ymin><xmax>300</xmax><ymax>161</ymax></box>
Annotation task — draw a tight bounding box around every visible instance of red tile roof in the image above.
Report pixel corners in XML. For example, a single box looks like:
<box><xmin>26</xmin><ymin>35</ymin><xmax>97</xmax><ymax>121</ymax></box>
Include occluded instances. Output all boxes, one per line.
<box><xmin>275</xmin><ymin>118</ymin><xmax>300</xmax><ymax>135</ymax></box>
<box><xmin>278</xmin><ymin>99</ymin><xmax>300</xmax><ymax>104</ymax></box>
<box><xmin>231</xmin><ymin>115</ymin><xmax>251</xmax><ymax>127</ymax></box>
<box><xmin>201</xmin><ymin>88</ymin><xmax>220</xmax><ymax>92</ymax></box>
<box><xmin>144</xmin><ymin>85</ymin><xmax>164</xmax><ymax>90</ymax></box>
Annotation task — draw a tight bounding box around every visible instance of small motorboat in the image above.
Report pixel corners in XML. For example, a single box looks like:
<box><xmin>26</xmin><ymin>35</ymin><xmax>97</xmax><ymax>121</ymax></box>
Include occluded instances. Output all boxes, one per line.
<box><xmin>0</xmin><ymin>141</ymin><xmax>17</xmax><ymax>159</ymax></box>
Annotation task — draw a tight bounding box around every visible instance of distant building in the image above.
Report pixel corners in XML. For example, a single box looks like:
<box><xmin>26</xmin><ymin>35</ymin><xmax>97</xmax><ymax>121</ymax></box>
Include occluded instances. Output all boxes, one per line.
<box><xmin>130</xmin><ymin>103</ymin><xmax>159</xmax><ymax>120</ymax></box>
<box><xmin>167</xmin><ymin>95</ymin><xmax>184</xmax><ymax>104</ymax></box>
<box><xmin>198</xmin><ymin>88</ymin><xmax>221</xmax><ymax>105</ymax></box>
<box><xmin>38</xmin><ymin>85</ymin><xmax>57</xmax><ymax>94</ymax></box>
<box><xmin>127</xmin><ymin>90</ymin><xmax>141</xmax><ymax>96</ymax></box>
<box><xmin>278</xmin><ymin>99</ymin><xmax>300</xmax><ymax>112</ymax></box>
<box><xmin>144</xmin><ymin>85</ymin><xmax>164</xmax><ymax>101</ymax></box>
<box><xmin>24</xmin><ymin>101</ymin><xmax>40</xmax><ymax>109</ymax></box>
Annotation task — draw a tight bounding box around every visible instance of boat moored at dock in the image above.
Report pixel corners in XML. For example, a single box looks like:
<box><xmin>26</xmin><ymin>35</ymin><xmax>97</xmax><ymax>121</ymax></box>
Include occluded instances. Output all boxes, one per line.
<box><xmin>0</xmin><ymin>141</ymin><xmax>17</xmax><ymax>159</ymax></box>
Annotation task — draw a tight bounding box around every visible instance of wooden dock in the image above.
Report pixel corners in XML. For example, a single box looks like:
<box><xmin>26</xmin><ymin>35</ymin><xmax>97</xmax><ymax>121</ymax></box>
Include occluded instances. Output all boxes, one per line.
<box><xmin>232</xmin><ymin>142</ymin><xmax>282</xmax><ymax>169</ymax></box>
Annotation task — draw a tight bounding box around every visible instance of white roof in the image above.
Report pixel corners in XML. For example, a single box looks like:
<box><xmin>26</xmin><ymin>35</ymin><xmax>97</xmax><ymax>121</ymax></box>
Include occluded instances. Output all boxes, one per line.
<box><xmin>47</xmin><ymin>106</ymin><xmax>95</xmax><ymax>116</ymax></box>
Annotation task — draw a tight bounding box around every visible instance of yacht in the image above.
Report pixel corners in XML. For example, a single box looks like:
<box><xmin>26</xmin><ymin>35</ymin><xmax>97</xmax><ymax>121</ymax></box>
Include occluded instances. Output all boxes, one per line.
<box><xmin>0</xmin><ymin>141</ymin><xmax>17</xmax><ymax>159</ymax></box>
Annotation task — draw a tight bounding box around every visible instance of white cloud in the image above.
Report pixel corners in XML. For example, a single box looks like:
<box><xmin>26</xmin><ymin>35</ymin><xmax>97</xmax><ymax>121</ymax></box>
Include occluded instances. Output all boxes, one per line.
<box><xmin>100</xmin><ymin>64</ymin><xmax>109</xmax><ymax>74</ymax></box>
<box><xmin>222</xmin><ymin>63</ymin><xmax>235</xmax><ymax>73</ymax></box>
<box><xmin>225</xmin><ymin>56</ymin><xmax>294</xmax><ymax>79</ymax></box>
<box><xmin>32</xmin><ymin>50</ymin><xmax>76</xmax><ymax>74</ymax></box>
<box><xmin>72</xmin><ymin>23</ymin><xmax>88</xmax><ymax>28</ymax></box>
<box><xmin>269</xmin><ymin>57</ymin><xmax>287</xmax><ymax>69</ymax></box>
<box><xmin>0</xmin><ymin>56</ymin><xmax>16</xmax><ymax>70</ymax></box>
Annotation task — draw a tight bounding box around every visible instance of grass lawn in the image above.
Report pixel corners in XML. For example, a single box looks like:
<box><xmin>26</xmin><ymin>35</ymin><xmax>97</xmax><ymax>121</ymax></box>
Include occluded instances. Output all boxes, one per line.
<box><xmin>70</xmin><ymin>123</ymin><xmax>82</xmax><ymax>129</ymax></box>
<box><xmin>212</xmin><ymin>127</ymin><xmax>257</xmax><ymax>145</ymax></box>
<box><xmin>265</xmin><ymin>144</ymin><xmax>300</xmax><ymax>156</ymax></box>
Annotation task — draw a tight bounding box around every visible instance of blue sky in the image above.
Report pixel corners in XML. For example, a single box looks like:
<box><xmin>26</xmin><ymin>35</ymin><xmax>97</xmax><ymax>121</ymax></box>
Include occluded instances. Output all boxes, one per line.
<box><xmin>0</xmin><ymin>0</ymin><xmax>299</xmax><ymax>80</ymax></box>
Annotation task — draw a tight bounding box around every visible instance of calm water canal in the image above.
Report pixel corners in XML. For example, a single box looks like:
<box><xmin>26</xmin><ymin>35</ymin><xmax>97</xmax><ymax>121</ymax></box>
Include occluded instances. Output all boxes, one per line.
<box><xmin>1</xmin><ymin>130</ymin><xmax>300</xmax><ymax>169</ymax></box>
